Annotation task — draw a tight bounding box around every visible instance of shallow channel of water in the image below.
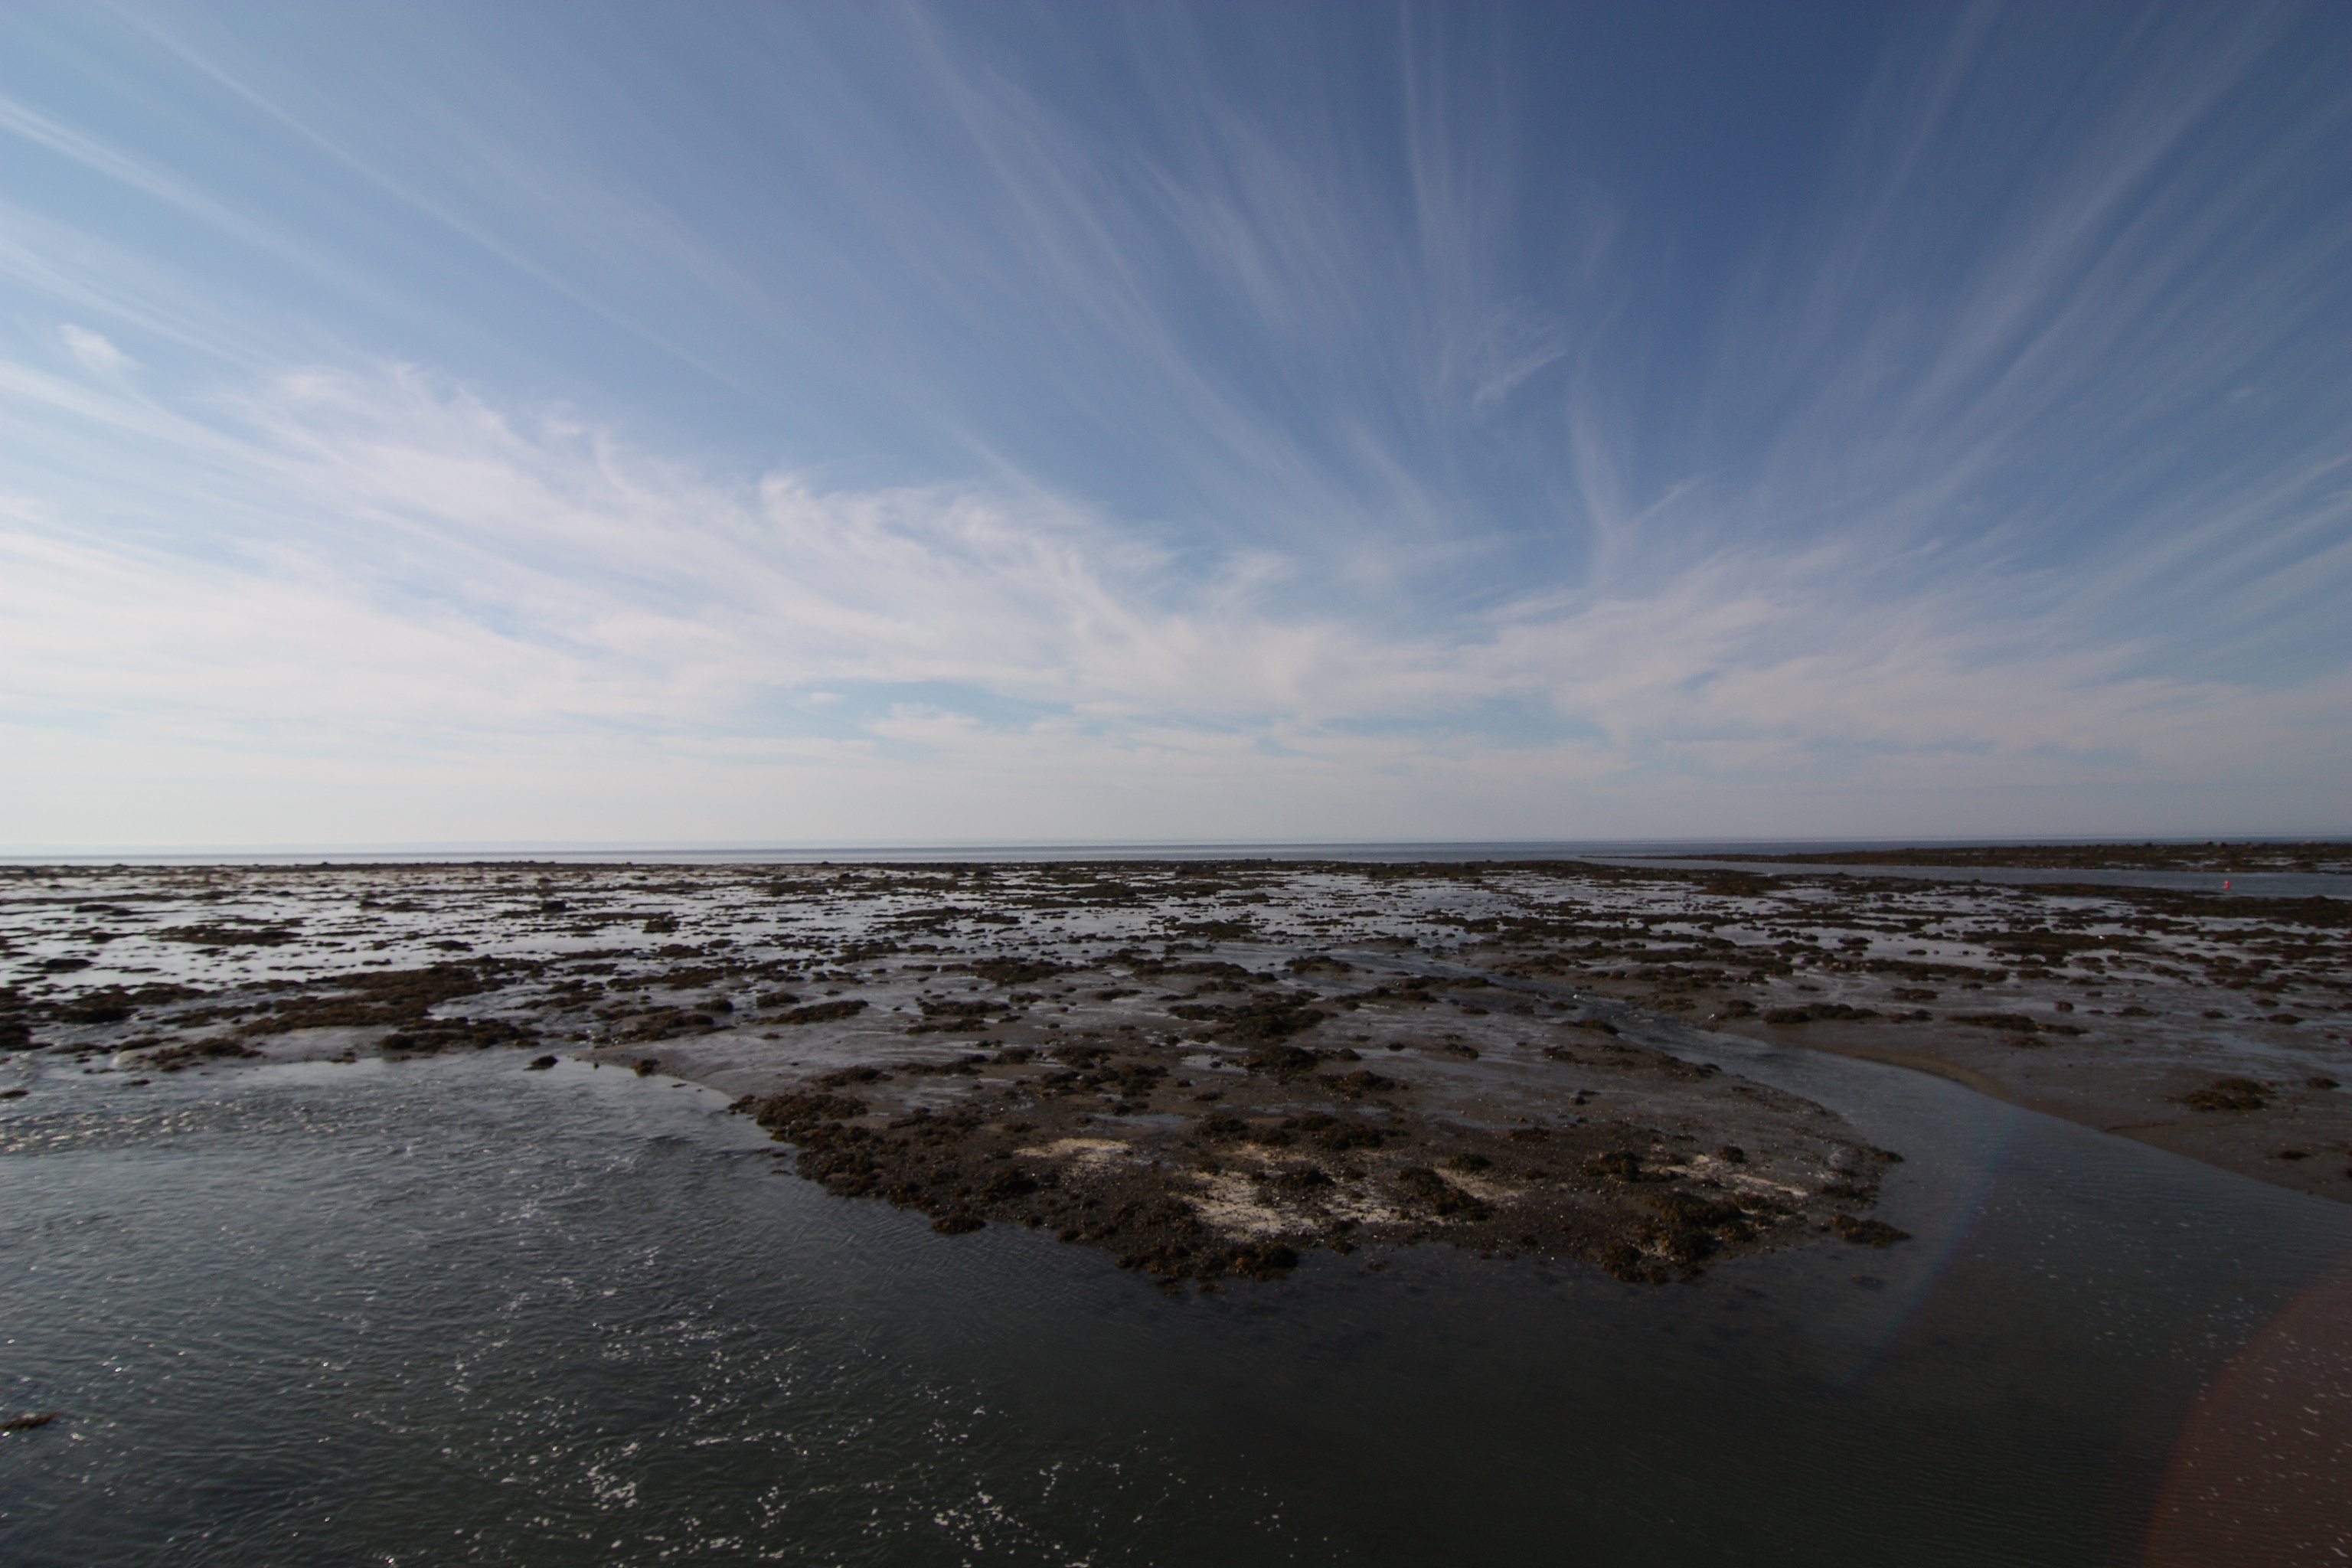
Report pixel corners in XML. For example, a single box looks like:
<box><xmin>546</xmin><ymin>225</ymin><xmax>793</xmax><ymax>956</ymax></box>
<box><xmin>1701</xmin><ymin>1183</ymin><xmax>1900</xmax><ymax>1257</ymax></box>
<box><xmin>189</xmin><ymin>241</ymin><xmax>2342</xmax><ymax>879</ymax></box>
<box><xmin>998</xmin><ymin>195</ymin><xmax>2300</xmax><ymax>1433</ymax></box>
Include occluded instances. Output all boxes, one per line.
<box><xmin>1583</xmin><ymin>857</ymin><xmax>2352</xmax><ymax>900</ymax></box>
<box><xmin>4</xmin><ymin>1043</ymin><xmax>2347</xmax><ymax>1566</ymax></box>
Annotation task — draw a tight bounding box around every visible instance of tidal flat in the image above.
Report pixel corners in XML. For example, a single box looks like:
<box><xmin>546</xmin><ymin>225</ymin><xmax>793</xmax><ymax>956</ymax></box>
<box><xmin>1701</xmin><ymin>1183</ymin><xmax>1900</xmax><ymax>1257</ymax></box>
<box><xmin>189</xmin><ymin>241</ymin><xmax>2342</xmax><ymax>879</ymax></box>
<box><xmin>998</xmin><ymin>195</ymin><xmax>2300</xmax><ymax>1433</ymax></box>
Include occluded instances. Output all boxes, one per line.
<box><xmin>5</xmin><ymin>851</ymin><xmax>2347</xmax><ymax>1276</ymax></box>
<box><xmin>5</xmin><ymin>851</ymin><xmax>2352</xmax><ymax>1563</ymax></box>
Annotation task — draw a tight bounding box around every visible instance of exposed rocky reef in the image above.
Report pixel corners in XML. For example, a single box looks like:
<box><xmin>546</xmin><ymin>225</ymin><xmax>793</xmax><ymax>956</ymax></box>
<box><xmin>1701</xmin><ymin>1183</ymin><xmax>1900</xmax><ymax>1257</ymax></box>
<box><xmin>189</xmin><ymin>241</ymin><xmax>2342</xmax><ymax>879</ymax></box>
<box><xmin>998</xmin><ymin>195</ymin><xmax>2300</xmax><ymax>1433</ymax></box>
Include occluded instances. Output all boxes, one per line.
<box><xmin>5</xmin><ymin>852</ymin><xmax>2346</xmax><ymax>1282</ymax></box>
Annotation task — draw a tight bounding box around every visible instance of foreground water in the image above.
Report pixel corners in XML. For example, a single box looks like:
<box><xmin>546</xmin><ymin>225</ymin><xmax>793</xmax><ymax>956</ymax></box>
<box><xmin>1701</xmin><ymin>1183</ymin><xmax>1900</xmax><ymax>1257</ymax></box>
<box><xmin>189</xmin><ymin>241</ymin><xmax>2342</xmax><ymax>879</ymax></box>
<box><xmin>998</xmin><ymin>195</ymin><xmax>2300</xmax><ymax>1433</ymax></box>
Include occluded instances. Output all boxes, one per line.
<box><xmin>5</xmin><ymin>1044</ymin><xmax>2348</xmax><ymax>1566</ymax></box>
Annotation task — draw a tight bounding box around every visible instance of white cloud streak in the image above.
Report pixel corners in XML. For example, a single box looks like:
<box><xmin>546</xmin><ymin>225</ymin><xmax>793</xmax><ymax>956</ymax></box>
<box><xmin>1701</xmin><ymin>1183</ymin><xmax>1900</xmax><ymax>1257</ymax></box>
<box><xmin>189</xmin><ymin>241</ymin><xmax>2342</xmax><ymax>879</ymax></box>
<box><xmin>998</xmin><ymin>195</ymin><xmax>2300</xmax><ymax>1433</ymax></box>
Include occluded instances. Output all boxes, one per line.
<box><xmin>4</xmin><ymin>360</ymin><xmax>2344</xmax><ymax>844</ymax></box>
<box><xmin>57</xmin><ymin>323</ymin><xmax>126</xmax><ymax>377</ymax></box>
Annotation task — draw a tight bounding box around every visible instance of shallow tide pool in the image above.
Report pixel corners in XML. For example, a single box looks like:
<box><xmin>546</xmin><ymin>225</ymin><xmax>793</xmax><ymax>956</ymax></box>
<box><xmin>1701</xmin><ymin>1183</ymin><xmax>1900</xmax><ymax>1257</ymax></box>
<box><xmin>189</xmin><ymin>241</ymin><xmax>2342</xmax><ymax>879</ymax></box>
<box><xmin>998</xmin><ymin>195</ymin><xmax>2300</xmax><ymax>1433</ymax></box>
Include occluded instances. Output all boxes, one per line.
<box><xmin>3</xmin><ymin>1046</ymin><xmax>2347</xmax><ymax>1566</ymax></box>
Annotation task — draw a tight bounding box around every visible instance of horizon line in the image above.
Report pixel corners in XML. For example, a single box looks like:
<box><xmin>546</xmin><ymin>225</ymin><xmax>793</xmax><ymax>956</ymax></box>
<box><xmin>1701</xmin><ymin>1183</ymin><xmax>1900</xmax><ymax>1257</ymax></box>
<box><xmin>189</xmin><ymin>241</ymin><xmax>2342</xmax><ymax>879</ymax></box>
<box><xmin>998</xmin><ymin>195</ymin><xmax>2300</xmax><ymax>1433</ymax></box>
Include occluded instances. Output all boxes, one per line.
<box><xmin>5</xmin><ymin>831</ymin><xmax>2346</xmax><ymax>867</ymax></box>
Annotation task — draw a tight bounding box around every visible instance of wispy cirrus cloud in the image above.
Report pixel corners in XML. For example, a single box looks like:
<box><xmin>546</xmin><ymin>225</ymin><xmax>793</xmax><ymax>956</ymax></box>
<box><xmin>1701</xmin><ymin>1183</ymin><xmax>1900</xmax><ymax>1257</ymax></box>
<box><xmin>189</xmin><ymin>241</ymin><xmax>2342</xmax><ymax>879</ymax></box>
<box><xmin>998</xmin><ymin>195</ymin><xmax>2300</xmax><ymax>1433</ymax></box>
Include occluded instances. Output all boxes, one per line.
<box><xmin>56</xmin><ymin>323</ymin><xmax>129</xmax><ymax>377</ymax></box>
<box><xmin>1</xmin><ymin>2</ymin><xmax>2347</xmax><ymax>845</ymax></box>
<box><xmin>6</xmin><ymin>358</ymin><xmax>2342</xmax><ymax>844</ymax></box>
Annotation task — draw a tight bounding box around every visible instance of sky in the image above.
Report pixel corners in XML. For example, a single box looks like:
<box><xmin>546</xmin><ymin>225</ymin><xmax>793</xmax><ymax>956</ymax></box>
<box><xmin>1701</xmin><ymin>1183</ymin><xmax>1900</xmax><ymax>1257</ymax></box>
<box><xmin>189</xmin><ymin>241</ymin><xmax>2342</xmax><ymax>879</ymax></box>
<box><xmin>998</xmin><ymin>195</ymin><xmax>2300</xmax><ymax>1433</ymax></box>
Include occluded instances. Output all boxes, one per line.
<box><xmin>3</xmin><ymin>2</ymin><xmax>2350</xmax><ymax>849</ymax></box>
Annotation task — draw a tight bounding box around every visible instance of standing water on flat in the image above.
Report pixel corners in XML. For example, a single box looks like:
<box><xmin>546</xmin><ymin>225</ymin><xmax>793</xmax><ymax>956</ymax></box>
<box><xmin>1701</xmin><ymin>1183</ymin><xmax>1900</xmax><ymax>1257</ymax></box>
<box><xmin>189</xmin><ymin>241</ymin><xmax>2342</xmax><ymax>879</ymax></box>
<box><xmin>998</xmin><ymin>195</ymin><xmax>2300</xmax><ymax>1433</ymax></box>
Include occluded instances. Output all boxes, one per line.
<box><xmin>4</xmin><ymin>1049</ymin><xmax>2347</xmax><ymax>1566</ymax></box>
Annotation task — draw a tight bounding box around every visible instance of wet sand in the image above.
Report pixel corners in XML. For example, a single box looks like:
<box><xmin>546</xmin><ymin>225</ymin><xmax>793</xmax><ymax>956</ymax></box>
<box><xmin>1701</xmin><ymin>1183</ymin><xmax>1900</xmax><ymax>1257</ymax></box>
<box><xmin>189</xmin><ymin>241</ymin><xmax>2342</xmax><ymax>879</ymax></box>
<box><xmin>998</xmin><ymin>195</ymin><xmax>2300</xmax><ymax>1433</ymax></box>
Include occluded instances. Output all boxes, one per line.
<box><xmin>4</xmin><ymin>854</ymin><xmax>2344</xmax><ymax>1281</ymax></box>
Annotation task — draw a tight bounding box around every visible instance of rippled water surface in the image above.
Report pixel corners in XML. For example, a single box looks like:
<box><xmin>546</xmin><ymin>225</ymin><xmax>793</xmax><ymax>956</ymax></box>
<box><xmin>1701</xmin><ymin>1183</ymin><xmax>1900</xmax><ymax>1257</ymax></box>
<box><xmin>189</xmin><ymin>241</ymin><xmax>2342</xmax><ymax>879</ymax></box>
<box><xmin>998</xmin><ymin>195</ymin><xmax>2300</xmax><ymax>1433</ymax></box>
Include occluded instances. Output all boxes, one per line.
<box><xmin>5</xmin><ymin>1049</ymin><xmax>2348</xmax><ymax>1566</ymax></box>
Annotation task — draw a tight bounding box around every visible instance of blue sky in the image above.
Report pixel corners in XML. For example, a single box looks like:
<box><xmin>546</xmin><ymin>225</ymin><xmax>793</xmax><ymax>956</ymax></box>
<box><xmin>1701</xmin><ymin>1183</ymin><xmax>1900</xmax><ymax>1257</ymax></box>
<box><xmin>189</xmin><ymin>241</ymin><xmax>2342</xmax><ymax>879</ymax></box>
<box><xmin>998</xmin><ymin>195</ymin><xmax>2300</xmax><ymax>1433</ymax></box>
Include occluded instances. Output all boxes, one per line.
<box><xmin>3</xmin><ymin>2</ymin><xmax>2349</xmax><ymax>848</ymax></box>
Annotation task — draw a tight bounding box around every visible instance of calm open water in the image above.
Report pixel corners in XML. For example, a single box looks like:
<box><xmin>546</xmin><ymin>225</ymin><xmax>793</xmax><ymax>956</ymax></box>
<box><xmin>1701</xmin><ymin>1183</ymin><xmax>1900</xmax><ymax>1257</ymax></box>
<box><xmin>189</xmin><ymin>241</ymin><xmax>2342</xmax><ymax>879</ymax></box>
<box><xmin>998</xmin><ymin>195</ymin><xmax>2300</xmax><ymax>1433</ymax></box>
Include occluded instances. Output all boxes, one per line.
<box><xmin>16</xmin><ymin>842</ymin><xmax>2345</xmax><ymax>903</ymax></box>
<box><xmin>4</xmin><ymin>1041</ymin><xmax>2348</xmax><ymax>1566</ymax></box>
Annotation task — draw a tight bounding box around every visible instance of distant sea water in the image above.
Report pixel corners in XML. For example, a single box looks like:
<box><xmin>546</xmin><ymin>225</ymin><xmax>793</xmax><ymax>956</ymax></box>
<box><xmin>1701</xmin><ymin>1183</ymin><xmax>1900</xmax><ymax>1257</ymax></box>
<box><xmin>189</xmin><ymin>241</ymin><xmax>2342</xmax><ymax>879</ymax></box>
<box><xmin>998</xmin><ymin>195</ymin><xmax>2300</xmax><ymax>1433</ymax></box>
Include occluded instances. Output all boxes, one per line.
<box><xmin>8</xmin><ymin>838</ymin><xmax>2346</xmax><ymax>897</ymax></box>
<box><xmin>5</xmin><ymin>1014</ymin><xmax>2349</xmax><ymax>1564</ymax></box>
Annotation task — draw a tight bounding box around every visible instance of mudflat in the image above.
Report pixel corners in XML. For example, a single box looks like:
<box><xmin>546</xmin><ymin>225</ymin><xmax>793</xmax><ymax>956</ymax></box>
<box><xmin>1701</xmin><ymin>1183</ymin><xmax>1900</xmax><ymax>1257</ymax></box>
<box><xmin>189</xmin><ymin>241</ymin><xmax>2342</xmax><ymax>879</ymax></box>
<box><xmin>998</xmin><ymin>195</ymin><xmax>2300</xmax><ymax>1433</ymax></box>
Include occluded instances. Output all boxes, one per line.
<box><xmin>5</xmin><ymin>854</ymin><xmax>2344</xmax><ymax>1284</ymax></box>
